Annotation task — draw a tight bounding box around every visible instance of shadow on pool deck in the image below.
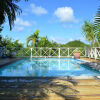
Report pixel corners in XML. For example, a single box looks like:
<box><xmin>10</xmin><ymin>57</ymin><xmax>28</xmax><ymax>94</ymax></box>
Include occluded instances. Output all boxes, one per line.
<box><xmin>0</xmin><ymin>77</ymin><xmax>79</xmax><ymax>100</ymax></box>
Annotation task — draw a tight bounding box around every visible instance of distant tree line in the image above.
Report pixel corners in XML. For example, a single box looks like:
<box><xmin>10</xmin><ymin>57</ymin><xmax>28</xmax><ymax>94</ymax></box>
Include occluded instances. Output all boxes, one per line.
<box><xmin>0</xmin><ymin>32</ymin><xmax>88</xmax><ymax>57</ymax></box>
<box><xmin>0</xmin><ymin>30</ymin><xmax>88</xmax><ymax>49</ymax></box>
<box><xmin>26</xmin><ymin>30</ymin><xmax>88</xmax><ymax>48</ymax></box>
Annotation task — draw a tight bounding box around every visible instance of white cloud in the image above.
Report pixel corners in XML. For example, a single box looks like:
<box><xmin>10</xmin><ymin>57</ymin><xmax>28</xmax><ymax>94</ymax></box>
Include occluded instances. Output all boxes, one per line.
<box><xmin>13</xmin><ymin>18</ymin><xmax>31</xmax><ymax>32</ymax></box>
<box><xmin>15</xmin><ymin>18</ymin><xmax>31</xmax><ymax>26</ymax></box>
<box><xmin>30</xmin><ymin>4</ymin><xmax>48</xmax><ymax>15</ymax></box>
<box><xmin>49</xmin><ymin>36</ymin><xmax>70</xmax><ymax>44</ymax></box>
<box><xmin>62</xmin><ymin>24</ymin><xmax>74</xmax><ymax>28</ymax></box>
<box><xmin>22</xmin><ymin>12</ymin><xmax>28</xmax><ymax>16</ymax></box>
<box><xmin>69</xmin><ymin>38</ymin><xmax>73</xmax><ymax>41</ymax></box>
<box><xmin>32</xmin><ymin>21</ymin><xmax>37</xmax><ymax>26</ymax></box>
<box><xmin>49</xmin><ymin>36</ymin><xmax>85</xmax><ymax>44</ymax></box>
<box><xmin>14</xmin><ymin>26</ymin><xmax>24</xmax><ymax>32</ymax></box>
<box><xmin>54</xmin><ymin>7</ymin><xmax>77</xmax><ymax>23</ymax></box>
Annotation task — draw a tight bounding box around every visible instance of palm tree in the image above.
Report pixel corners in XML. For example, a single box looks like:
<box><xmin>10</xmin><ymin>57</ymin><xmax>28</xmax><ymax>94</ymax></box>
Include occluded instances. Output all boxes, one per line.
<box><xmin>82</xmin><ymin>21</ymin><xmax>97</xmax><ymax>47</ymax></box>
<box><xmin>26</xmin><ymin>30</ymin><xmax>40</xmax><ymax>48</ymax></box>
<box><xmin>95</xmin><ymin>24</ymin><xmax>100</xmax><ymax>47</ymax></box>
<box><xmin>93</xmin><ymin>6</ymin><xmax>100</xmax><ymax>47</ymax></box>
<box><xmin>94</xmin><ymin>6</ymin><xmax>100</xmax><ymax>26</ymax></box>
<box><xmin>0</xmin><ymin>0</ymin><xmax>28</xmax><ymax>30</ymax></box>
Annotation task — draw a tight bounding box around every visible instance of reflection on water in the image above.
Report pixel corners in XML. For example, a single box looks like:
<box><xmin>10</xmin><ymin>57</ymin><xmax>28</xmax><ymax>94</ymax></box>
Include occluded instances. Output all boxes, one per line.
<box><xmin>0</xmin><ymin>58</ymin><xmax>100</xmax><ymax>76</ymax></box>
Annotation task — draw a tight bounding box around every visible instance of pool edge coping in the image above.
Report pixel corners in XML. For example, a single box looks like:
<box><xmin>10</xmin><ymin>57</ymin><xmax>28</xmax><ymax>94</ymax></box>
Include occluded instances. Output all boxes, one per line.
<box><xmin>0</xmin><ymin>76</ymin><xmax>100</xmax><ymax>79</ymax></box>
<box><xmin>0</xmin><ymin>58</ymin><xmax>22</xmax><ymax>67</ymax></box>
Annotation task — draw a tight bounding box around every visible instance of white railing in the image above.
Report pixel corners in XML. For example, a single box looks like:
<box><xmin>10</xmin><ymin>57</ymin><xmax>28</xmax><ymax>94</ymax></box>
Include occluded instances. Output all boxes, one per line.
<box><xmin>16</xmin><ymin>47</ymin><xmax>86</xmax><ymax>58</ymax></box>
<box><xmin>1</xmin><ymin>47</ymin><xmax>100</xmax><ymax>59</ymax></box>
<box><xmin>87</xmin><ymin>47</ymin><xmax>100</xmax><ymax>60</ymax></box>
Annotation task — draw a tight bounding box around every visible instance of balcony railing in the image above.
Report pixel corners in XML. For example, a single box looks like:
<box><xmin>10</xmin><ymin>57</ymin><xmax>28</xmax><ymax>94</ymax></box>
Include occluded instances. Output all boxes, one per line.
<box><xmin>16</xmin><ymin>47</ymin><xmax>86</xmax><ymax>58</ymax></box>
<box><xmin>87</xmin><ymin>47</ymin><xmax>100</xmax><ymax>59</ymax></box>
<box><xmin>1</xmin><ymin>47</ymin><xmax>100</xmax><ymax>59</ymax></box>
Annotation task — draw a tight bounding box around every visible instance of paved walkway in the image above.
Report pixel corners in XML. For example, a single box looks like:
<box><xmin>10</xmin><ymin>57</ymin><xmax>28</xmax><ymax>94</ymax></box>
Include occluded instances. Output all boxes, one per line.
<box><xmin>0</xmin><ymin>77</ymin><xmax>100</xmax><ymax>100</ymax></box>
<box><xmin>75</xmin><ymin>79</ymin><xmax>100</xmax><ymax>100</ymax></box>
<box><xmin>80</xmin><ymin>58</ymin><xmax>100</xmax><ymax>62</ymax></box>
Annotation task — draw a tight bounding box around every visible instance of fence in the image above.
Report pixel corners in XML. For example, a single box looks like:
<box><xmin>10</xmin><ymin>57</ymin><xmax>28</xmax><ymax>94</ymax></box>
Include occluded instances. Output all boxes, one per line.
<box><xmin>0</xmin><ymin>47</ymin><xmax>100</xmax><ymax>59</ymax></box>
<box><xmin>87</xmin><ymin>47</ymin><xmax>100</xmax><ymax>59</ymax></box>
<box><xmin>16</xmin><ymin>47</ymin><xmax>86</xmax><ymax>58</ymax></box>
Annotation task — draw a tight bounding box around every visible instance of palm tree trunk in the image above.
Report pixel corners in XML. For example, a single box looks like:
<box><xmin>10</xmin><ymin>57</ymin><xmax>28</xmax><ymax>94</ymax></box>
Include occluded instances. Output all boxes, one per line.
<box><xmin>97</xmin><ymin>41</ymin><xmax>100</xmax><ymax>47</ymax></box>
<box><xmin>92</xmin><ymin>40</ymin><xmax>95</xmax><ymax>47</ymax></box>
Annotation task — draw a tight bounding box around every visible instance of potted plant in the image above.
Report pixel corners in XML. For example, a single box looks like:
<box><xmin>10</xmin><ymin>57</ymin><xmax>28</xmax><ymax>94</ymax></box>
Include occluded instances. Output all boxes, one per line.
<box><xmin>73</xmin><ymin>49</ymin><xmax>81</xmax><ymax>59</ymax></box>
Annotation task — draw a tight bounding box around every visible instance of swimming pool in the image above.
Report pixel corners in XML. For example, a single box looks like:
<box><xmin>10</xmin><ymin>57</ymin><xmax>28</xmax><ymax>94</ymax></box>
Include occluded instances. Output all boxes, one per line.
<box><xmin>0</xmin><ymin>58</ymin><xmax>100</xmax><ymax>77</ymax></box>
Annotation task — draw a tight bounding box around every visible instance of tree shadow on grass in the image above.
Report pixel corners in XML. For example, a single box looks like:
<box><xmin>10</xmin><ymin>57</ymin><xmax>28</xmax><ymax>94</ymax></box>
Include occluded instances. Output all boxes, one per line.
<box><xmin>0</xmin><ymin>76</ymin><xmax>80</xmax><ymax>100</ymax></box>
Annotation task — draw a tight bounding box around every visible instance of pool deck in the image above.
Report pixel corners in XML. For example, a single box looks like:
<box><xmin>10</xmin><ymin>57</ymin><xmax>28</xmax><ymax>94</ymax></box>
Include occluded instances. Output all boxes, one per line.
<box><xmin>0</xmin><ymin>77</ymin><xmax>100</xmax><ymax>100</ymax></box>
<box><xmin>80</xmin><ymin>58</ymin><xmax>100</xmax><ymax>72</ymax></box>
<box><xmin>80</xmin><ymin>58</ymin><xmax>100</xmax><ymax>62</ymax></box>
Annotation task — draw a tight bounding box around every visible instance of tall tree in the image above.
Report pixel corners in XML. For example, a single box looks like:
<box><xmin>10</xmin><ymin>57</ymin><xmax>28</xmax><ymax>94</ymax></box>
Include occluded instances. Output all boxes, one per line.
<box><xmin>26</xmin><ymin>30</ymin><xmax>40</xmax><ymax>47</ymax></box>
<box><xmin>95</xmin><ymin>24</ymin><xmax>100</xmax><ymax>46</ymax></box>
<box><xmin>37</xmin><ymin>36</ymin><xmax>52</xmax><ymax>47</ymax></box>
<box><xmin>93</xmin><ymin>6</ymin><xmax>100</xmax><ymax>47</ymax></box>
<box><xmin>82</xmin><ymin>21</ymin><xmax>97</xmax><ymax>47</ymax></box>
<box><xmin>0</xmin><ymin>0</ymin><xmax>28</xmax><ymax>30</ymax></box>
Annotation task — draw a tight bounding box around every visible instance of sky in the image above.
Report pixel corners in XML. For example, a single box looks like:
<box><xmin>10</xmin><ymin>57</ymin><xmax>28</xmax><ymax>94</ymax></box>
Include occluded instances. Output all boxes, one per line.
<box><xmin>1</xmin><ymin>0</ymin><xmax>100</xmax><ymax>45</ymax></box>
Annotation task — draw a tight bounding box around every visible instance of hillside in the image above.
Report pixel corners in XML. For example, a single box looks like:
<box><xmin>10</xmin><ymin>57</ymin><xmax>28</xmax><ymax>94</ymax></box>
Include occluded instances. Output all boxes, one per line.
<box><xmin>63</xmin><ymin>40</ymin><xmax>89</xmax><ymax>47</ymax></box>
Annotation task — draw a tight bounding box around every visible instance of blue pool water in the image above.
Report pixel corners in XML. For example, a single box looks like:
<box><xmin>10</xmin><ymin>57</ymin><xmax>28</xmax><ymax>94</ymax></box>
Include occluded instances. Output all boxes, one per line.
<box><xmin>0</xmin><ymin>58</ymin><xmax>100</xmax><ymax>77</ymax></box>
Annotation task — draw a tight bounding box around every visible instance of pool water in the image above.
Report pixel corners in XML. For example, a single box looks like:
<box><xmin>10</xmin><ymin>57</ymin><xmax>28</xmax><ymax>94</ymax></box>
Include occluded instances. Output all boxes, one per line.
<box><xmin>0</xmin><ymin>58</ymin><xmax>100</xmax><ymax>77</ymax></box>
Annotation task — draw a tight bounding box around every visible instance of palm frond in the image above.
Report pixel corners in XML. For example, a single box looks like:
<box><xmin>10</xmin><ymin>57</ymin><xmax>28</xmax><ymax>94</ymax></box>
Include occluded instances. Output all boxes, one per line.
<box><xmin>82</xmin><ymin>21</ymin><xmax>97</xmax><ymax>47</ymax></box>
<box><xmin>26</xmin><ymin>38</ymin><xmax>32</xmax><ymax>47</ymax></box>
<box><xmin>0</xmin><ymin>0</ymin><xmax>29</xmax><ymax>30</ymax></box>
<box><xmin>26</xmin><ymin>30</ymin><xmax>40</xmax><ymax>47</ymax></box>
<box><xmin>94</xmin><ymin>6</ymin><xmax>100</xmax><ymax>26</ymax></box>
